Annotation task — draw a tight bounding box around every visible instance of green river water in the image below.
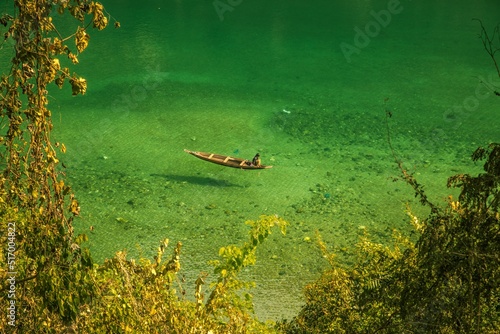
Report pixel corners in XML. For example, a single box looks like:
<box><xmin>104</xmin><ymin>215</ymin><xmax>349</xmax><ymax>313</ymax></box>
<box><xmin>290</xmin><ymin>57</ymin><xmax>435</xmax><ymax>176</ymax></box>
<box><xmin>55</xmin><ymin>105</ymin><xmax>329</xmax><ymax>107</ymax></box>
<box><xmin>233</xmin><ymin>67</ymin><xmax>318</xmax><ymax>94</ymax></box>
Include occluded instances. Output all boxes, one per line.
<box><xmin>2</xmin><ymin>0</ymin><xmax>499</xmax><ymax>320</ymax></box>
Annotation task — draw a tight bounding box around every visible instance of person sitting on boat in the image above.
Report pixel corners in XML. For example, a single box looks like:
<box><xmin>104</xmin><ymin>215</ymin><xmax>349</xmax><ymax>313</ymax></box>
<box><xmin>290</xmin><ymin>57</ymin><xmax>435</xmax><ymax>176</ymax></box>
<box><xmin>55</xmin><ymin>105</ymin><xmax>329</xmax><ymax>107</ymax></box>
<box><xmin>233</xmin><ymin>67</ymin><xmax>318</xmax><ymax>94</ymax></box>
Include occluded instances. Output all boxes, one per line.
<box><xmin>252</xmin><ymin>153</ymin><xmax>261</xmax><ymax>167</ymax></box>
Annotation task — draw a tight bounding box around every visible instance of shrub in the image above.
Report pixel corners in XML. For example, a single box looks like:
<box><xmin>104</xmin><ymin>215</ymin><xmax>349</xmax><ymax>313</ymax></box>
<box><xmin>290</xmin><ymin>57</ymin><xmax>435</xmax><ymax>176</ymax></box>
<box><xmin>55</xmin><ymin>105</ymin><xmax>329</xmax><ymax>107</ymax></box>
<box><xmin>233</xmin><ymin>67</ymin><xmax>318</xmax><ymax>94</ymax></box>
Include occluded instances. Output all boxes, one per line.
<box><xmin>279</xmin><ymin>144</ymin><xmax>500</xmax><ymax>334</ymax></box>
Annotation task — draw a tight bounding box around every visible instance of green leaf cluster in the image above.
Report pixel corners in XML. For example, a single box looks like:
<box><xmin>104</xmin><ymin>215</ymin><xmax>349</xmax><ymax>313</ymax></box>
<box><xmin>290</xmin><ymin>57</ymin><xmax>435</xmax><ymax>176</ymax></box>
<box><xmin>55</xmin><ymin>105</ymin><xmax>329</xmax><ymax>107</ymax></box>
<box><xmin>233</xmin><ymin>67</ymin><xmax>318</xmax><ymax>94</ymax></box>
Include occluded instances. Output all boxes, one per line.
<box><xmin>205</xmin><ymin>215</ymin><xmax>288</xmax><ymax>327</ymax></box>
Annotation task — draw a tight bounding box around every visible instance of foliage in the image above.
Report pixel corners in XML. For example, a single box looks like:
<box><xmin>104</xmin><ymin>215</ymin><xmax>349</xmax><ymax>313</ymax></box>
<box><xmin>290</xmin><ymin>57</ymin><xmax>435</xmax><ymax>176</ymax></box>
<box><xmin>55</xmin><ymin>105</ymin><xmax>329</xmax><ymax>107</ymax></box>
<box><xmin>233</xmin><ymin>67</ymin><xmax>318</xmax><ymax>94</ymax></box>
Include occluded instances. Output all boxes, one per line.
<box><xmin>400</xmin><ymin>143</ymin><xmax>500</xmax><ymax>333</ymax></box>
<box><xmin>73</xmin><ymin>215</ymin><xmax>286</xmax><ymax>333</ymax></box>
<box><xmin>204</xmin><ymin>215</ymin><xmax>288</xmax><ymax>329</ymax></box>
<box><xmin>278</xmin><ymin>227</ymin><xmax>418</xmax><ymax>334</ymax></box>
<box><xmin>279</xmin><ymin>137</ymin><xmax>500</xmax><ymax>333</ymax></box>
<box><xmin>2</xmin><ymin>1</ymin><xmax>498</xmax><ymax>333</ymax></box>
<box><xmin>0</xmin><ymin>0</ymin><xmax>113</xmax><ymax>331</ymax></box>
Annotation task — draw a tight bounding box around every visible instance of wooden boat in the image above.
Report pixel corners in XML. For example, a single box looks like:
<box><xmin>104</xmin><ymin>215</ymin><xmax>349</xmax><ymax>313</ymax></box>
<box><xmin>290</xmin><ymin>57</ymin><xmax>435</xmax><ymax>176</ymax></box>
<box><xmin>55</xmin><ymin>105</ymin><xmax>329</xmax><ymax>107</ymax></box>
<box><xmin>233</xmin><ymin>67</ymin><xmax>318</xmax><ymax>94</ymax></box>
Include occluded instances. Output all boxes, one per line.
<box><xmin>184</xmin><ymin>149</ymin><xmax>272</xmax><ymax>170</ymax></box>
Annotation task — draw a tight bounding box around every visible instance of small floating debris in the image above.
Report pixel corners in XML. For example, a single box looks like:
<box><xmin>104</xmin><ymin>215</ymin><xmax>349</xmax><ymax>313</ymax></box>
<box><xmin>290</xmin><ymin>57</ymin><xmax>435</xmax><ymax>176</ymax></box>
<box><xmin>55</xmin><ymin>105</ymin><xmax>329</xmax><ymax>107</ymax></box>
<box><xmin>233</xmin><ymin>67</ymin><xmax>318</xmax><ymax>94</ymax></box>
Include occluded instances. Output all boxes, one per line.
<box><xmin>282</xmin><ymin>109</ymin><xmax>291</xmax><ymax>114</ymax></box>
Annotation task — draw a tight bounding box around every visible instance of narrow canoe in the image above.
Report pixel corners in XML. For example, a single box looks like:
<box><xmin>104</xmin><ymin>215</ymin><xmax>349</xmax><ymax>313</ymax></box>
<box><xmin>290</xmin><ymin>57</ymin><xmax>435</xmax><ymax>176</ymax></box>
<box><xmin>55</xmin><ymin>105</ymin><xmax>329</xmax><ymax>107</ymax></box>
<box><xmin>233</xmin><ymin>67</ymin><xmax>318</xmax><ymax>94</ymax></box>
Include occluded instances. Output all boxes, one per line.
<box><xmin>184</xmin><ymin>149</ymin><xmax>272</xmax><ymax>170</ymax></box>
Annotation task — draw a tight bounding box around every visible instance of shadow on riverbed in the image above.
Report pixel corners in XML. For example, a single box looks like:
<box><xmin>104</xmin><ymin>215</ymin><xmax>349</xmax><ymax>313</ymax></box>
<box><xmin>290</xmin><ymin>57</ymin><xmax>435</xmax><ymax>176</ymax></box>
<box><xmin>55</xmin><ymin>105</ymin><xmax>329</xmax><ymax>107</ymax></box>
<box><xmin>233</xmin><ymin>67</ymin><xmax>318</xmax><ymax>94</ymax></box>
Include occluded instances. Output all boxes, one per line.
<box><xmin>150</xmin><ymin>173</ymin><xmax>244</xmax><ymax>188</ymax></box>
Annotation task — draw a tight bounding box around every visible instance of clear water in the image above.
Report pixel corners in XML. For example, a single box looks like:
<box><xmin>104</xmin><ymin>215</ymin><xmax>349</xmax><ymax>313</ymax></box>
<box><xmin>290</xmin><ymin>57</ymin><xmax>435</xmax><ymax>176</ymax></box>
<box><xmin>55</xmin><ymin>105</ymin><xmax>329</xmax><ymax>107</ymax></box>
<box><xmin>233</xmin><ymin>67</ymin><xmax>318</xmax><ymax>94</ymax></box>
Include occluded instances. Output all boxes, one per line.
<box><xmin>2</xmin><ymin>0</ymin><xmax>500</xmax><ymax>320</ymax></box>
